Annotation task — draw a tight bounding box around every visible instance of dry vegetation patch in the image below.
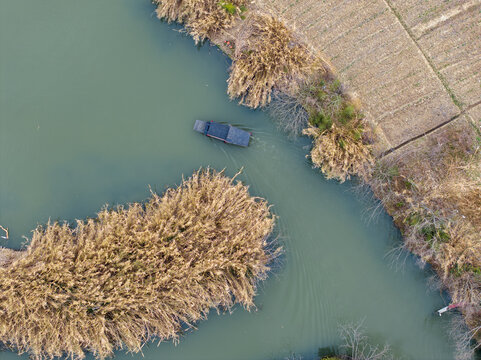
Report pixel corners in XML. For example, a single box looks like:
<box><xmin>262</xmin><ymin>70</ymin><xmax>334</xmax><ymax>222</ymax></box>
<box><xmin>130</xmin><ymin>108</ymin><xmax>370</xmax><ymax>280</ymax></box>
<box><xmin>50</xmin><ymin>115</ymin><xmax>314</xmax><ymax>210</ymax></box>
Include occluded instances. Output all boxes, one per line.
<box><xmin>154</xmin><ymin>0</ymin><xmax>247</xmax><ymax>44</ymax></box>
<box><xmin>371</xmin><ymin>124</ymin><xmax>481</xmax><ymax>346</ymax></box>
<box><xmin>0</xmin><ymin>248</ymin><xmax>23</xmax><ymax>268</ymax></box>
<box><xmin>304</xmin><ymin>123</ymin><xmax>374</xmax><ymax>183</ymax></box>
<box><xmin>227</xmin><ymin>14</ymin><xmax>320</xmax><ymax>108</ymax></box>
<box><xmin>0</xmin><ymin>169</ymin><xmax>276</xmax><ymax>359</ymax></box>
<box><xmin>299</xmin><ymin>77</ymin><xmax>374</xmax><ymax>183</ymax></box>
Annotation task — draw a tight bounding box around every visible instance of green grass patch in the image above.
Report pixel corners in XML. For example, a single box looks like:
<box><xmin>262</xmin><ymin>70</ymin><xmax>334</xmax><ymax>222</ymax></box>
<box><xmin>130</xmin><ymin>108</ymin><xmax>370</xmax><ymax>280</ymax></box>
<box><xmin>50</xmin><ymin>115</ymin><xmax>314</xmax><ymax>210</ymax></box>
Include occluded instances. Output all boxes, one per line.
<box><xmin>450</xmin><ymin>264</ymin><xmax>481</xmax><ymax>277</ymax></box>
<box><xmin>219</xmin><ymin>1</ymin><xmax>237</xmax><ymax>14</ymax></box>
<box><xmin>385</xmin><ymin>166</ymin><xmax>399</xmax><ymax>179</ymax></box>
<box><xmin>420</xmin><ymin>224</ymin><xmax>450</xmax><ymax>244</ymax></box>
<box><xmin>329</xmin><ymin>78</ymin><xmax>341</xmax><ymax>93</ymax></box>
<box><xmin>309</xmin><ymin>110</ymin><xmax>332</xmax><ymax>131</ymax></box>
<box><xmin>339</xmin><ymin>104</ymin><xmax>356</xmax><ymax>124</ymax></box>
<box><xmin>302</xmin><ymin>78</ymin><xmax>362</xmax><ymax>131</ymax></box>
<box><xmin>404</xmin><ymin>179</ymin><xmax>415</xmax><ymax>190</ymax></box>
<box><xmin>405</xmin><ymin>212</ymin><xmax>421</xmax><ymax>226</ymax></box>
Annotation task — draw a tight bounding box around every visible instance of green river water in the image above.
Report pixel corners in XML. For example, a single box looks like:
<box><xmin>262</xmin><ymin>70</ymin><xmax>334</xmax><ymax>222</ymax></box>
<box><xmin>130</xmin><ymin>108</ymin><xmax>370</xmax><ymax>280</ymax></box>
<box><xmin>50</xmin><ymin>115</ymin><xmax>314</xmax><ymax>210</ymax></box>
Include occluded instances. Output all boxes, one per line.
<box><xmin>0</xmin><ymin>0</ymin><xmax>462</xmax><ymax>359</ymax></box>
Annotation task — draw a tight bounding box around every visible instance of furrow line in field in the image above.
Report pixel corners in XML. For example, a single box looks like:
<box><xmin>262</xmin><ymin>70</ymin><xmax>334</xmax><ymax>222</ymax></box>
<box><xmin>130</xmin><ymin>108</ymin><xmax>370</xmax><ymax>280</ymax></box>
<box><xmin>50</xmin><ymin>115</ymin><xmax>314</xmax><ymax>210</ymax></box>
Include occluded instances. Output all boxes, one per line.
<box><xmin>382</xmin><ymin>0</ymin><xmax>463</xmax><ymax>111</ymax></box>
<box><xmin>380</xmin><ymin>99</ymin><xmax>481</xmax><ymax>158</ymax></box>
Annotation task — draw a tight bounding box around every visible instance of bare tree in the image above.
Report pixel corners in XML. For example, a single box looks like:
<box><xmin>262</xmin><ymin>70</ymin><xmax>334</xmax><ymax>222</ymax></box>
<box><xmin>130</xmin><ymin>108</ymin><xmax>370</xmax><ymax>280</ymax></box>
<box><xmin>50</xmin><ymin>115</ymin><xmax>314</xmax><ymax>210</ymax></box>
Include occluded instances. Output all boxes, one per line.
<box><xmin>284</xmin><ymin>353</ymin><xmax>303</xmax><ymax>360</ymax></box>
<box><xmin>385</xmin><ymin>242</ymin><xmax>411</xmax><ymax>273</ymax></box>
<box><xmin>339</xmin><ymin>322</ymin><xmax>394</xmax><ymax>360</ymax></box>
<box><xmin>267</xmin><ymin>89</ymin><xmax>308</xmax><ymax>137</ymax></box>
<box><xmin>449</xmin><ymin>314</ymin><xmax>480</xmax><ymax>360</ymax></box>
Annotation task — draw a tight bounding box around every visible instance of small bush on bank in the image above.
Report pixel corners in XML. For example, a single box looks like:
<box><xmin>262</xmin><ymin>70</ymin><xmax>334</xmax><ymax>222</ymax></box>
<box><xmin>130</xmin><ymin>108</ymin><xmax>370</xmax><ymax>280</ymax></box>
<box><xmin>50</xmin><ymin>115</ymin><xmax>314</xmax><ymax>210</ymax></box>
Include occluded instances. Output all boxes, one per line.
<box><xmin>0</xmin><ymin>169</ymin><xmax>276</xmax><ymax>359</ymax></box>
<box><xmin>297</xmin><ymin>76</ymin><xmax>373</xmax><ymax>182</ymax></box>
<box><xmin>340</xmin><ymin>105</ymin><xmax>356</xmax><ymax>124</ymax></box>
<box><xmin>301</xmin><ymin>77</ymin><xmax>352</xmax><ymax>125</ymax></box>
<box><xmin>303</xmin><ymin>121</ymin><xmax>374</xmax><ymax>183</ymax></box>
<box><xmin>219</xmin><ymin>1</ymin><xmax>237</xmax><ymax>15</ymax></box>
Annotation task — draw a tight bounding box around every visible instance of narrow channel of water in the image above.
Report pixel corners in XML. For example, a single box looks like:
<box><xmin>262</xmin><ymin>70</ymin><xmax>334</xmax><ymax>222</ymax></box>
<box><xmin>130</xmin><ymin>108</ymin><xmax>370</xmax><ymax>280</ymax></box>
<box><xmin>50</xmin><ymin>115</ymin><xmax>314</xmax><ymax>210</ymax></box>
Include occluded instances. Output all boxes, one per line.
<box><xmin>0</xmin><ymin>0</ymin><xmax>458</xmax><ymax>359</ymax></box>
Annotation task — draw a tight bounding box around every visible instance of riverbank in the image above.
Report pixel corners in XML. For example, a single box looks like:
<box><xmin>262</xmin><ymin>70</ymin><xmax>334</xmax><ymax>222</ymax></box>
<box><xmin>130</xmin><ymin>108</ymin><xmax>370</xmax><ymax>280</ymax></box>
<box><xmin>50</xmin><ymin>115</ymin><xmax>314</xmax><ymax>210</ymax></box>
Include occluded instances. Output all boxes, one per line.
<box><xmin>151</xmin><ymin>0</ymin><xmax>480</xmax><ymax>354</ymax></box>
<box><xmin>155</xmin><ymin>0</ymin><xmax>376</xmax><ymax>181</ymax></box>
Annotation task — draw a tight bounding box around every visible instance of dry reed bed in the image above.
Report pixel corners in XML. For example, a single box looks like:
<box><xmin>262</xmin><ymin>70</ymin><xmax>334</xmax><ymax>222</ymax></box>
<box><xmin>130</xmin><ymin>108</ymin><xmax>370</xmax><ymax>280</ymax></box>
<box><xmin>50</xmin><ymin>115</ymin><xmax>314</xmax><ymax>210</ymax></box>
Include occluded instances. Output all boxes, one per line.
<box><xmin>224</xmin><ymin>14</ymin><xmax>374</xmax><ymax>182</ymax></box>
<box><xmin>298</xmin><ymin>76</ymin><xmax>374</xmax><ymax>183</ymax></box>
<box><xmin>371</xmin><ymin>123</ymin><xmax>481</xmax><ymax>347</ymax></box>
<box><xmin>0</xmin><ymin>248</ymin><xmax>23</xmax><ymax>268</ymax></box>
<box><xmin>226</xmin><ymin>15</ymin><xmax>316</xmax><ymax>108</ymax></box>
<box><xmin>304</xmin><ymin>124</ymin><xmax>373</xmax><ymax>183</ymax></box>
<box><xmin>0</xmin><ymin>169</ymin><xmax>276</xmax><ymax>359</ymax></box>
<box><xmin>154</xmin><ymin>0</ymin><xmax>247</xmax><ymax>44</ymax></box>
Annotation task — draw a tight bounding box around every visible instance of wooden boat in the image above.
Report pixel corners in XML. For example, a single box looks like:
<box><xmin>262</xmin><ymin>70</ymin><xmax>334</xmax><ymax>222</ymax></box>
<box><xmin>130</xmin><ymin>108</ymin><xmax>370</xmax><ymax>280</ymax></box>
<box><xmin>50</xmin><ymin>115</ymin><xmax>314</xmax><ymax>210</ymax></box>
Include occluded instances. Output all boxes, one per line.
<box><xmin>193</xmin><ymin>120</ymin><xmax>251</xmax><ymax>147</ymax></box>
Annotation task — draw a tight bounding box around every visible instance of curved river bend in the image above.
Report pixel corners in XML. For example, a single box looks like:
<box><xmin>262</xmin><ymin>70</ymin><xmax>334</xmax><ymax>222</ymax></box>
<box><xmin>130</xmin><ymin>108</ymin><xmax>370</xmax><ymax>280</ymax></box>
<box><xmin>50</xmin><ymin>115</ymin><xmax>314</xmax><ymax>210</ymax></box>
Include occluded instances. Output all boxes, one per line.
<box><xmin>0</xmin><ymin>0</ymin><xmax>457</xmax><ymax>359</ymax></box>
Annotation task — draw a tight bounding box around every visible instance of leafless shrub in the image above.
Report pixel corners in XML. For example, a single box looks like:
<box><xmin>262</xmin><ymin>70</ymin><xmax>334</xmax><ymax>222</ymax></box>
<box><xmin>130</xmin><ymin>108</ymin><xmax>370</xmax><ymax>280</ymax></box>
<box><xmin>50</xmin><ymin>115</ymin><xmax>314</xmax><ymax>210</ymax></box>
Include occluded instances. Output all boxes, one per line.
<box><xmin>338</xmin><ymin>322</ymin><xmax>393</xmax><ymax>360</ymax></box>
<box><xmin>0</xmin><ymin>225</ymin><xmax>8</xmax><ymax>239</ymax></box>
<box><xmin>385</xmin><ymin>242</ymin><xmax>411</xmax><ymax>273</ymax></box>
<box><xmin>450</xmin><ymin>313</ymin><xmax>481</xmax><ymax>360</ymax></box>
<box><xmin>267</xmin><ymin>90</ymin><xmax>308</xmax><ymax>137</ymax></box>
<box><xmin>0</xmin><ymin>169</ymin><xmax>277</xmax><ymax>359</ymax></box>
<box><xmin>449</xmin><ymin>274</ymin><xmax>481</xmax><ymax>306</ymax></box>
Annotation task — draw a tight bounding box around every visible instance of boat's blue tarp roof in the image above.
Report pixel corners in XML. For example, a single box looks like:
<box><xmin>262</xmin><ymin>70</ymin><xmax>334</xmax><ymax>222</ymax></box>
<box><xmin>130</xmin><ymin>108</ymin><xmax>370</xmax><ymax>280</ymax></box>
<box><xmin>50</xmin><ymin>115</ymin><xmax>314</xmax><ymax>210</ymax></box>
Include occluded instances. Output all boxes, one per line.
<box><xmin>226</xmin><ymin>127</ymin><xmax>250</xmax><ymax>147</ymax></box>
<box><xmin>193</xmin><ymin>120</ymin><xmax>250</xmax><ymax>147</ymax></box>
<box><xmin>207</xmin><ymin>122</ymin><xmax>229</xmax><ymax>140</ymax></box>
